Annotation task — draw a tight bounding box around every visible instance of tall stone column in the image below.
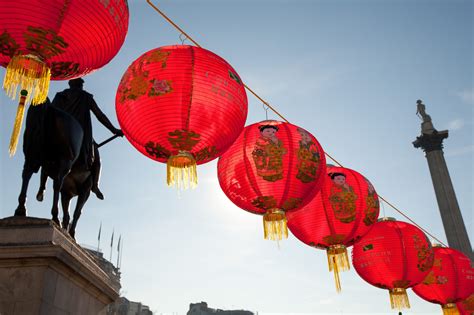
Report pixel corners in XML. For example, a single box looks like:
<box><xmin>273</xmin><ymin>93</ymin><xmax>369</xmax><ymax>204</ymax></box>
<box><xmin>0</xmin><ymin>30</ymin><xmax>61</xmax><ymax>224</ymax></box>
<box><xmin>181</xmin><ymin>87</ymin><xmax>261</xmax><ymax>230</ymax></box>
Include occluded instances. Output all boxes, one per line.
<box><xmin>413</xmin><ymin>100</ymin><xmax>473</xmax><ymax>261</ymax></box>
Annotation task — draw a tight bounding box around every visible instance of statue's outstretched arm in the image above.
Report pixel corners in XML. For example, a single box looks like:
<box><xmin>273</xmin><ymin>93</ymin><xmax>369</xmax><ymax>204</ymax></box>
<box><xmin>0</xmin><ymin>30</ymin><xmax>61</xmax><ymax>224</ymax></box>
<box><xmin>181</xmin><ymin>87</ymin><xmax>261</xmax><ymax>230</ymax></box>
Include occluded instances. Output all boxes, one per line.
<box><xmin>90</xmin><ymin>98</ymin><xmax>122</xmax><ymax>136</ymax></box>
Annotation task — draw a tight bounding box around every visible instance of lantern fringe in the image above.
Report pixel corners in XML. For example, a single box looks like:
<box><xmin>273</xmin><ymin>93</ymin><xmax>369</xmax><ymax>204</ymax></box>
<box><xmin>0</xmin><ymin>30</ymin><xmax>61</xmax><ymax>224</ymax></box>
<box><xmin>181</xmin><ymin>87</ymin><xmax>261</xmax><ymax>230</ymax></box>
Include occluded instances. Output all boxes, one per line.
<box><xmin>9</xmin><ymin>90</ymin><xmax>28</xmax><ymax>157</ymax></box>
<box><xmin>327</xmin><ymin>245</ymin><xmax>350</xmax><ymax>293</ymax></box>
<box><xmin>263</xmin><ymin>209</ymin><xmax>288</xmax><ymax>241</ymax></box>
<box><xmin>3</xmin><ymin>54</ymin><xmax>50</xmax><ymax>105</ymax></box>
<box><xmin>441</xmin><ymin>304</ymin><xmax>459</xmax><ymax>315</ymax></box>
<box><xmin>167</xmin><ymin>151</ymin><xmax>197</xmax><ymax>190</ymax></box>
<box><xmin>389</xmin><ymin>288</ymin><xmax>410</xmax><ymax>310</ymax></box>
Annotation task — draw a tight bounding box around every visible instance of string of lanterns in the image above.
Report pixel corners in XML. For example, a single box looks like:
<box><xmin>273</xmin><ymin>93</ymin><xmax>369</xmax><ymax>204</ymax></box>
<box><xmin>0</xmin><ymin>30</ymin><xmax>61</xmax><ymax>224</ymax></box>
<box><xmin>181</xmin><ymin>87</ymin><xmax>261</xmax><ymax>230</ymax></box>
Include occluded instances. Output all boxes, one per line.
<box><xmin>0</xmin><ymin>1</ymin><xmax>471</xmax><ymax>313</ymax></box>
<box><xmin>134</xmin><ymin>3</ymin><xmax>474</xmax><ymax>313</ymax></box>
<box><xmin>117</xmin><ymin>2</ymin><xmax>474</xmax><ymax>312</ymax></box>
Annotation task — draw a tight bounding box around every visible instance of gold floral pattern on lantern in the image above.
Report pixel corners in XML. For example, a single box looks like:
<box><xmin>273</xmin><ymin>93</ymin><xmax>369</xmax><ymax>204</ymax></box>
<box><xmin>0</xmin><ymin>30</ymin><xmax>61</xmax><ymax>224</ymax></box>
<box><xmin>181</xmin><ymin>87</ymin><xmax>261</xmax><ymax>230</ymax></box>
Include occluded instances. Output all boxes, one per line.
<box><xmin>168</xmin><ymin>129</ymin><xmax>201</xmax><ymax>151</ymax></box>
<box><xmin>194</xmin><ymin>146</ymin><xmax>218</xmax><ymax>162</ymax></box>
<box><xmin>0</xmin><ymin>30</ymin><xmax>19</xmax><ymax>58</ymax></box>
<box><xmin>145</xmin><ymin>141</ymin><xmax>171</xmax><ymax>159</ymax></box>
<box><xmin>24</xmin><ymin>26</ymin><xmax>68</xmax><ymax>59</ymax></box>
<box><xmin>422</xmin><ymin>270</ymin><xmax>449</xmax><ymax>285</ymax></box>
<box><xmin>363</xmin><ymin>177</ymin><xmax>379</xmax><ymax>225</ymax></box>
<box><xmin>296</xmin><ymin>127</ymin><xmax>321</xmax><ymax>183</ymax></box>
<box><xmin>144</xmin><ymin>49</ymin><xmax>171</xmax><ymax>68</ymax></box>
<box><xmin>118</xmin><ymin>62</ymin><xmax>149</xmax><ymax>102</ymax></box>
<box><xmin>50</xmin><ymin>61</ymin><xmax>80</xmax><ymax>77</ymax></box>
<box><xmin>364</xmin><ymin>193</ymin><xmax>379</xmax><ymax>225</ymax></box>
<box><xmin>413</xmin><ymin>234</ymin><xmax>435</xmax><ymax>272</ymax></box>
<box><xmin>251</xmin><ymin>196</ymin><xmax>278</xmax><ymax>210</ymax></box>
<box><xmin>281</xmin><ymin>197</ymin><xmax>302</xmax><ymax>211</ymax></box>
<box><xmin>118</xmin><ymin>50</ymin><xmax>173</xmax><ymax>102</ymax></box>
<box><xmin>323</xmin><ymin>234</ymin><xmax>346</xmax><ymax>245</ymax></box>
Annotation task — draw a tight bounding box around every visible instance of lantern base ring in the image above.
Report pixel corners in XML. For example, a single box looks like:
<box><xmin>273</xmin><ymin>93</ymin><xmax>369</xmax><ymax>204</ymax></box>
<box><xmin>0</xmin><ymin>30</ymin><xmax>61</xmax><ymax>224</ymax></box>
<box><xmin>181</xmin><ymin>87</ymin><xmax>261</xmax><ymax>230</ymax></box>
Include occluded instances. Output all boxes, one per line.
<box><xmin>441</xmin><ymin>303</ymin><xmax>459</xmax><ymax>315</ymax></box>
<box><xmin>166</xmin><ymin>151</ymin><xmax>197</xmax><ymax>190</ymax></box>
<box><xmin>263</xmin><ymin>208</ymin><xmax>288</xmax><ymax>241</ymax></box>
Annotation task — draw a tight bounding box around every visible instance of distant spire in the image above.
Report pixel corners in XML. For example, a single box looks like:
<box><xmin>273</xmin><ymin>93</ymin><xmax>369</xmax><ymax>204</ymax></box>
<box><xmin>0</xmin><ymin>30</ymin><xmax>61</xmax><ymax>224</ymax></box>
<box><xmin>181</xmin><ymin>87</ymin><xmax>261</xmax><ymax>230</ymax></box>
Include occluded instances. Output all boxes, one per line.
<box><xmin>116</xmin><ymin>235</ymin><xmax>121</xmax><ymax>267</ymax></box>
<box><xmin>110</xmin><ymin>229</ymin><xmax>114</xmax><ymax>261</ymax></box>
<box><xmin>119</xmin><ymin>238</ymin><xmax>124</xmax><ymax>269</ymax></box>
<box><xmin>97</xmin><ymin>222</ymin><xmax>102</xmax><ymax>252</ymax></box>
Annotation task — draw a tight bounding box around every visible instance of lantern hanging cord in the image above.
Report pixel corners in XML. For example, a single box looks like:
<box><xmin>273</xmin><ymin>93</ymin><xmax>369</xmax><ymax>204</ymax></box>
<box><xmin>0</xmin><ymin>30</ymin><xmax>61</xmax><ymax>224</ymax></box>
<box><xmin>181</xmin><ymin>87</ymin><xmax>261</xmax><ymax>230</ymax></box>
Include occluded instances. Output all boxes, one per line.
<box><xmin>262</xmin><ymin>103</ymin><xmax>270</xmax><ymax>120</ymax></box>
<box><xmin>179</xmin><ymin>33</ymin><xmax>188</xmax><ymax>45</ymax></box>
<box><xmin>146</xmin><ymin>0</ymin><xmax>449</xmax><ymax>248</ymax></box>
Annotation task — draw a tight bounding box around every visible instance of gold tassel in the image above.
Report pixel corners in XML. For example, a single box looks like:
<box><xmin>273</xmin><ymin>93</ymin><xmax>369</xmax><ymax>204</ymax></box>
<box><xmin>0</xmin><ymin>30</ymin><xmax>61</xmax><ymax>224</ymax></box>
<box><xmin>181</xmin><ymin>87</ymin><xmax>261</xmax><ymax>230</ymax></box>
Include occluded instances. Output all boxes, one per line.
<box><xmin>327</xmin><ymin>245</ymin><xmax>350</xmax><ymax>292</ymax></box>
<box><xmin>389</xmin><ymin>288</ymin><xmax>410</xmax><ymax>310</ymax></box>
<box><xmin>3</xmin><ymin>54</ymin><xmax>50</xmax><ymax>105</ymax></box>
<box><xmin>441</xmin><ymin>304</ymin><xmax>459</xmax><ymax>315</ymax></box>
<box><xmin>9</xmin><ymin>90</ymin><xmax>28</xmax><ymax>157</ymax></box>
<box><xmin>263</xmin><ymin>209</ymin><xmax>288</xmax><ymax>241</ymax></box>
<box><xmin>166</xmin><ymin>151</ymin><xmax>197</xmax><ymax>190</ymax></box>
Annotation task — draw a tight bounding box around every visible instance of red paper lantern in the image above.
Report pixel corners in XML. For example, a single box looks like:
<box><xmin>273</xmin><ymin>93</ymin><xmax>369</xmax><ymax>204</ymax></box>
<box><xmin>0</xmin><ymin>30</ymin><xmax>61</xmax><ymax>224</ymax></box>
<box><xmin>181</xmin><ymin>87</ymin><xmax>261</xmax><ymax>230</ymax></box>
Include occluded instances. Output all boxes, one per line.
<box><xmin>217</xmin><ymin>120</ymin><xmax>326</xmax><ymax>241</ymax></box>
<box><xmin>0</xmin><ymin>0</ymin><xmax>129</xmax><ymax>154</ymax></box>
<box><xmin>0</xmin><ymin>0</ymin><xmax>128</xmax><ymax>102</ymax></box>
<box><xmin>413</xmin><ymin>246</ymin><xmax>474</xmax><ymax>315</ymax></box>
<box><xmin>116</xmin><ymin>45</ymin><xmax>248</xmax><ymax>189</ymax></box>
<box><xmin>287</xmin><ymin>165</ymin><xmax>380</xmax><ymax>292</ymax></box>
<box><xmin>457</xmin><ymin>294</ymin><xmax>474</xmax><ymax>315</ymax></box>
<box><xmin>352</xmin><ymin>218</ymin><xmax>435</xmax><ymax>310</ymax></box>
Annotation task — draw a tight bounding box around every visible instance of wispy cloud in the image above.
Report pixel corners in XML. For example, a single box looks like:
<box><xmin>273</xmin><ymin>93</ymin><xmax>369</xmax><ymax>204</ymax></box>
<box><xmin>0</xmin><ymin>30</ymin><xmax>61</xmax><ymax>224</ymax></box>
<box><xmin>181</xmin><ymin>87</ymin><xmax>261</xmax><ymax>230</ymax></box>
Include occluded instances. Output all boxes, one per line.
<box><xmin>447</xmin><ymin>119</ymin><xmax>465</xmax><ymax>131</ymax></box>
<box><xmin>456</xmin><ymin>89</ymin><xmax>474</xmax><ymax>105</ymax></box>
<box><xmin>445</xmin><ymin>144</ymin><xmax>474</xmax><ymax>157</ymax></box>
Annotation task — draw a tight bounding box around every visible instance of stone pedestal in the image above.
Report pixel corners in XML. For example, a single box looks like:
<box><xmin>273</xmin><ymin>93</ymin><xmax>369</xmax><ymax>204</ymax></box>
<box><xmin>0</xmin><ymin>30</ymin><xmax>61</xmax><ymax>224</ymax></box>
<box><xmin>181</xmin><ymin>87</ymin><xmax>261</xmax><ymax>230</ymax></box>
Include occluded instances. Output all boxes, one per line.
<box><xmin>0</xmin><ymin>216</ymin><xmax>120</xmax><ymax>315</ymax></box>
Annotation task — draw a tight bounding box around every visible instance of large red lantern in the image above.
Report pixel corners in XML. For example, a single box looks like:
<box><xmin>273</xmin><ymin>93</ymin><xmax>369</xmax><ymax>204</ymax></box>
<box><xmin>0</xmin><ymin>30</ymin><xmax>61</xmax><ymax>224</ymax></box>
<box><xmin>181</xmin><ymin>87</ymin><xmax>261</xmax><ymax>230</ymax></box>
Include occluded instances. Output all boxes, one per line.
<box><xmin>352</xmin><ymin>218</ymin><xmax>435</xmax><ymax>310</ymax></box>
<box><xmin>116</xmin><ymin>45</ymin><xmax>248</xmax><ymax>189</ymax></box>
<box><xmin>0</xmin><ymin>0</ymin><xmax>129</xmax><ymax>154</ymax></box>
<box><xmin>287</xmin><ymin>165</ymin><xmax>380</xmax><ymax>292</ymax></box>
<box><xmin>217</xmin><ymin>120</ymin><xmax>326</xmax><ymax>241</ymax></box>
<box><xmin>413</xmin><ymin>246</ymin><xmax>474</xmax><ymax>315</ymax></box>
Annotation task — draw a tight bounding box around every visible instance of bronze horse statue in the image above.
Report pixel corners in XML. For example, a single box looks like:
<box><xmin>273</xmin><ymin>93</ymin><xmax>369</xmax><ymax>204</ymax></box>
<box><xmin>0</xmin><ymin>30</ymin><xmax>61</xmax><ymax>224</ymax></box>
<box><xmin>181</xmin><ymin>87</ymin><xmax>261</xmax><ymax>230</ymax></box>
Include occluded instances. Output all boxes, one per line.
<box><xmin>14</xmin><ymin>98</ymin><xmax>97</xmax><ymax>239</ymax></box>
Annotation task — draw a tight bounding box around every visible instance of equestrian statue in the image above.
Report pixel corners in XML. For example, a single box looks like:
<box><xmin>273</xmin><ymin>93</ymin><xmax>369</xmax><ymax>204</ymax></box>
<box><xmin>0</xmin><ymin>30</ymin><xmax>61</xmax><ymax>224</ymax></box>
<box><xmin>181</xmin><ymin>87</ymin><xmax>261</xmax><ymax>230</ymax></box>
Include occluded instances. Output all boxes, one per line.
<box><xmin>14</xmin><ymin>78</ymin><xmax>123</xmax><ymax>239</ymax></box>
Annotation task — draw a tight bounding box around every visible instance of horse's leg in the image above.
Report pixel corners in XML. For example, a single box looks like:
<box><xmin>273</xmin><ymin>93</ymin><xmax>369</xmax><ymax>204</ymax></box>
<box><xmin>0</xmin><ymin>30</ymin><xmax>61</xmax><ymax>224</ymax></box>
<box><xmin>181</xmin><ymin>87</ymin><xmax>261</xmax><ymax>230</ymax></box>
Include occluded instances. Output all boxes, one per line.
<box><xmin>36</xmin><ymin>168</ymin><xmax>48</xmax><ymax>202</ymax></box>
<box><xmin>61</xmin><ymin>193</ymin><xmax>72</xmax><ymax>231</ymax></box>
<box><xmin>51</xmin><ymin>162</ymin><xmax>70</xmax><ymax>227</ymax></box>
<box><xmin>14</xmin><ymin>163</ymin><xmax>34</xmax><ymax>216</ymax></box>
<box><xmin>69</xmin><ymin>189</ymin><xmax>91</xmax><ymax>240</ymax></box>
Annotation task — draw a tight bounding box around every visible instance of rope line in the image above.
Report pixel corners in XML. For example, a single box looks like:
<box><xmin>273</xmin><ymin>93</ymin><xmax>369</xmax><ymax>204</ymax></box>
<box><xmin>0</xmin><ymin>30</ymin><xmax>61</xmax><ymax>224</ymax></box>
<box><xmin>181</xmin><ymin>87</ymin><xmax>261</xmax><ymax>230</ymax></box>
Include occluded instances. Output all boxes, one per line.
<box><xmin>145</xmin><ymin>0</ymin><xmax>449</xmax><ymax>247</ymax></box>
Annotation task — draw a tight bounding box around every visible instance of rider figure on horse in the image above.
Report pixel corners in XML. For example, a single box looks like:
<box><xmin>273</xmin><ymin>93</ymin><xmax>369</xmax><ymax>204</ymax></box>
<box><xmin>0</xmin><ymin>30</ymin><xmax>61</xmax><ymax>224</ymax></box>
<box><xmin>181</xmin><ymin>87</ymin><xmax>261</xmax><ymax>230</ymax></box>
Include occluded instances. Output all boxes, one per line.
<box><xmin>51</xmin><ymin>78</ymin><xmax>123</xmax><ymax>200</ymax></box>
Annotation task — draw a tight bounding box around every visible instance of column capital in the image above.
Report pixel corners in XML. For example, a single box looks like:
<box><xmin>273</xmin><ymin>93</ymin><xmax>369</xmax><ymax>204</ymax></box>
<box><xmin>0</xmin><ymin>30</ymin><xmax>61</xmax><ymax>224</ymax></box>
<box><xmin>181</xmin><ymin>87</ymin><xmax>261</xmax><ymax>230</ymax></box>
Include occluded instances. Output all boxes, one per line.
<box><xmin>413</xmin><ymin>130</ymin><xmax>449</xmax><ymax>153</ymax></box>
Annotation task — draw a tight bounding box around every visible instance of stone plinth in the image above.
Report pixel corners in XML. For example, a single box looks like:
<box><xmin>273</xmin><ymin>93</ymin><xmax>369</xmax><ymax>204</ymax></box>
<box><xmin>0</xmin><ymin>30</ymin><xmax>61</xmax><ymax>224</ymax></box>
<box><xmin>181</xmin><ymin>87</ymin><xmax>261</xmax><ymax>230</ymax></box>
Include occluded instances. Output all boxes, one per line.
<box><xmin>0</xmin><ymin>216</ymin><xmax>120</xmax><ymax>315</ymax></box>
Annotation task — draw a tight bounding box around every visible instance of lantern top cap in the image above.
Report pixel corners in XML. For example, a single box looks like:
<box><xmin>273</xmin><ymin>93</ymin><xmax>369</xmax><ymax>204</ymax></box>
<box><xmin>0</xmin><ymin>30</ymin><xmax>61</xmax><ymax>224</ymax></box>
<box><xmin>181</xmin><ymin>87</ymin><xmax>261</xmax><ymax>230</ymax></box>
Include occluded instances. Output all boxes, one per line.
<box><xmin>378</xmin><ymin>217</ymin><xmax>396</xmax><ymax>222</ymax></box>
<box><xmin>258</xmin><ymin>119</ymin><xmax>282</xmax><ymax>125</ymax></box>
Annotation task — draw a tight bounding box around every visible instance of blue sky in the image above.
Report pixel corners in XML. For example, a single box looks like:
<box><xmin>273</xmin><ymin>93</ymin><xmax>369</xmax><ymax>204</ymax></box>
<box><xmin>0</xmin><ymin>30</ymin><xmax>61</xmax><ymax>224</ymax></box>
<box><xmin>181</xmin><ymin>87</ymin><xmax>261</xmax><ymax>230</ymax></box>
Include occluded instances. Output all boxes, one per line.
<box><xmin>0</xmin><ymin>0</ymin><xmax>472</xmax><ymax>314</ymax></box>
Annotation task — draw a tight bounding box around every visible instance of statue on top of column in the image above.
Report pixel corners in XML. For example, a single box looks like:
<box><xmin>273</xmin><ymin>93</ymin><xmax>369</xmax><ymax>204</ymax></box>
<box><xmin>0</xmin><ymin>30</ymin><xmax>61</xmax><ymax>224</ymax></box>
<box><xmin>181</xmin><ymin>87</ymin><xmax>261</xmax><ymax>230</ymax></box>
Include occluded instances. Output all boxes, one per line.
<box><xmin>416</xmin><ymin>99</ymin><xmax>436</xmax><ymax>134</ymax></box>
